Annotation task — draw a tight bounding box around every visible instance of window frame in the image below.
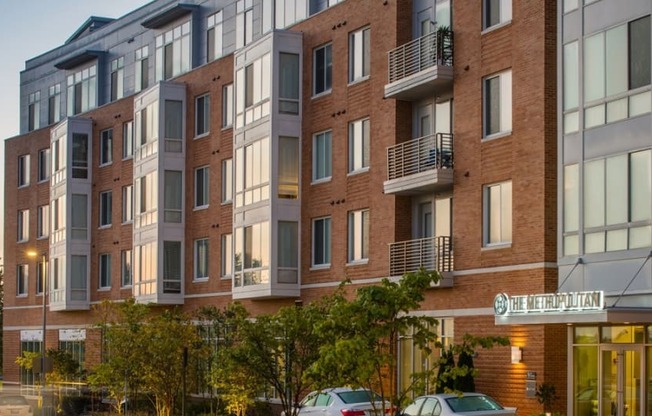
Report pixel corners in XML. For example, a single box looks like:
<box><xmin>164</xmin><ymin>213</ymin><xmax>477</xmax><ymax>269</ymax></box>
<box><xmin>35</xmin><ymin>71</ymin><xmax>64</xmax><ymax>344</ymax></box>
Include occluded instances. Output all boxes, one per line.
<box><xmin>16</xmin><ymin>264</ymin><xmax>28</xmax><ymax>296</ymax></box>
<box><xmin>17</xmin><ymin>209</ymin><xmax>29</xmax><ymax>243</ymax></box>
<box><xmin>38</xmin><ymin>148</ymin><xmax>50</xmax><ymax>182</ymax></box>
<box><xmin>221</xmin><ymin>159</ymin><xmax>233</xmax><ymax>204</ymax></box>
<box><xmin>99</xmin><ymin>253</ymin><xmax>112</xmax><ymax>289</ymax></box>
<box><xmin>312</xmin><ymin>216</ymin><xmax>332</xmax><ymax>267</ymax></box>
<box><xmin>347</xmin><ymin>209</ymin><xmax>369</xmax><ymax>263</ymax></box>
<box><xmin>194</xmin><ymin>238</ymin><xmax>210</xmax><ymax>280</ymax></box>
<box><xmin>222</xmin><ymin>84</ymin><xmax>234</xmax><ymax>128</ymax></box>
<box><xmin>313</xmin><ymin>130</ymin><xmax>332</xmax><ymax>182</ymax></box>
<box><xmin>110</xmin><ymin>57</ymin><xmax>125</xmax><ymax>102</ymax></box>
<box><xmin>100</xmin><ymin>129</ymin><xmax>113</xmax><ymax>166</ymax></box>
<box><xmin>195</xmin><ymin>166</ymin><xmax>210</xmax><ymax>209</ymax></box>
<box><xmin>121</xmin><ymin>249</ymin><xmax>132</xmax><ymax>287</ymax></box>
<box><xmin>348</xmin><ymin>26</ymin><xmax>370</xmax><ymax>83</ymax></box>
<box><xmin>221</xmin><ymin>233</ymin><xmax>232</xmax><ymax>278</ymax></box>
<box><xmin>348</xmin><ymin>118</ymin><xmax>370</xmax><ymax>174</ymax></box>
<box><xmin>195</xmin><ymin>93</ymin><xmax>211</xmax><ymax>138</ymax></box>
<box><xmin>99</xmin><ymin>190</ymin><xmax>113</xmax><ymax>228</ymax></box>
<box><xmin>123</xmin><ymin>121</ymin><xmax>134</xmax><ymax>160</ymax></box>
<box><xmin>482</xmin><ymin>0</ymin><xmax>512</xmax><ymax>31</ymax></box>
<box><xmin>483</xmin><ymin>69</ymin><xmax>512</xmax><ymax>138</ymax></box>
<box><xmin>313</xmin><ymin>43</ymin><xmax>333</xmax><ymax>96</ymax></box>
<box><xmin>122</xmin><ymin>185</ymin><xmax>133</xmax><ymax>224</ymax></box>
<box><xmin>37</xmin><ymin>205</ymin><xmax>49</xmax><ymax>239</ymax></box>
<box><xmin>18</xmin><ymin>154</ymin><xmax>30</xmax><ymax>188</ymax></box>
<box><xmin>483</xmin><ymin>180</ymin><xmax>513</xmax><ymax>247</ymax></box>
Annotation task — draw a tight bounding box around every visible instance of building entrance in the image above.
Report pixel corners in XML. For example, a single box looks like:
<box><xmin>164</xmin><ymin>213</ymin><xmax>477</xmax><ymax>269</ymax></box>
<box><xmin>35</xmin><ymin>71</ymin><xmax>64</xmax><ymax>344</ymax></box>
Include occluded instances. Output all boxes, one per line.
<box><xmin>600</xmin><ymin>346</ymin><xmax>643</xmax><ymax>416</ymax></box>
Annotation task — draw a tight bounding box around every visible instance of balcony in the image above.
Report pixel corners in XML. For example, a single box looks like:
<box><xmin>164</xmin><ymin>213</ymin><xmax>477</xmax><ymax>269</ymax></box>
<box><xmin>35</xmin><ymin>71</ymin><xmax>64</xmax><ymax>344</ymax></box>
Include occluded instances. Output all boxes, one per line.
<box><xmin>384</xmin><ymin>29</ymin><xmax>454</xmax><ymax>101</ymax></box>
<box><xmin>384</xmin><ymin>133</ymin><xmax>453</xmax><ymax>195</ymax></box>
<box><xmin>389</xmin><ymin>236</ymin><xmax>453</xmax><ymax>287</ymax></box>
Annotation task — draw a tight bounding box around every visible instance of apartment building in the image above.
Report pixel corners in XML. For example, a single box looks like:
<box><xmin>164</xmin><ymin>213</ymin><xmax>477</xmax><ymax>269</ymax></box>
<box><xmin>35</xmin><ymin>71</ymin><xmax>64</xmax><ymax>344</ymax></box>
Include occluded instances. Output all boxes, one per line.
<box><xmin>4</xmin><ymin>0</ymin><xmax>561</xmax><ymax>413</ymax></box>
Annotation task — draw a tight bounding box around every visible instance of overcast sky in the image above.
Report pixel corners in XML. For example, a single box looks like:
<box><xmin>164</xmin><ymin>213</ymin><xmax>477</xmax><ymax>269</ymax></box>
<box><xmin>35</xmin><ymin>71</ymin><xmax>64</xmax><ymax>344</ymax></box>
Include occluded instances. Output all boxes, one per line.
<box><xmin>0</xmin><ymin>0</ymin><xmax>153</xmax><ymax>260</ymax></box>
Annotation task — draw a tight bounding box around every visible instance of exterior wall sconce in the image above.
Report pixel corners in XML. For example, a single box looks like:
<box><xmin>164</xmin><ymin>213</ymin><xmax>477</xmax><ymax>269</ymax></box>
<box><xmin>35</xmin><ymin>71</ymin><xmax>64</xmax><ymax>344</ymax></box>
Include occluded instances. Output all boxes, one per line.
<box><xmin>511</xmin><ymin>346</ymin><xmax>522</xmax><ymax>364</ymax></box>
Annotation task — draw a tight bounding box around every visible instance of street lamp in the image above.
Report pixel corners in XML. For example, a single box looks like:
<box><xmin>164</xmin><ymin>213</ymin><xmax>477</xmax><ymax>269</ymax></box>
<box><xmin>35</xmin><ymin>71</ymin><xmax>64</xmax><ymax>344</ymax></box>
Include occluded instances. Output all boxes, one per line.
<box><xmin>27</xmin><ymin>251</ymin><xmax>47</xmax><ymax>412</ymax></box>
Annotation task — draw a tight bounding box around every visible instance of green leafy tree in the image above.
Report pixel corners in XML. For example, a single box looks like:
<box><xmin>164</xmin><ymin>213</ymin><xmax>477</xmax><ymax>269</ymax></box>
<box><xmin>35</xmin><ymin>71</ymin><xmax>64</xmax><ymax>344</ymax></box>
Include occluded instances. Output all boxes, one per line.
<box><xmin>435</xmin><ymin>347</ymin><xmax>455</xmax><ymax>393</ymax></box>
<box><xmin>307</xmin><ymin>269</ymin><xmax>441</xmax><ymax>412</ymax></box>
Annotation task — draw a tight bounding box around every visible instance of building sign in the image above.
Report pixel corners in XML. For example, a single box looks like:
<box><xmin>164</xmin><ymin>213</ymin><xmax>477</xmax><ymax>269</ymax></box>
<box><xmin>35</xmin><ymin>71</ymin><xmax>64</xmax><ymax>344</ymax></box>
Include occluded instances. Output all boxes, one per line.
<box><xmin>494</xmin><ymin>291</ymin><xmax>604</xmax><ymax>316</ymax></box>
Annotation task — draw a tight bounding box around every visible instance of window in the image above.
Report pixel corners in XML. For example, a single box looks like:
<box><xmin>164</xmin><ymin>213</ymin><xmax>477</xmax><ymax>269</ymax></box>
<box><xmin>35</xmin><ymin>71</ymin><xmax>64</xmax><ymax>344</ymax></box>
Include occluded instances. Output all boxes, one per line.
<box><xmin>278</xmin><ymin>137</ymin><xmax>299</xmax><ymax>199</ymax></box>
<box><xmin>312</xmin><ymin>217</ymin><xmax>331</xmax><ymax>266</ymax></box>
<box><xmin>100</xmin><ymin>129</ymin><xmax>113</xmax><ymax>165</ymax></box>
<box><xmin>135</xmin><ymin>172</ymin><xmax>158</xmax><ymax>228</ymax></box>
<box><xmin>135</xmin><ymin>46</ymin><xmax>149</xmax><ymax>92</ymax></box>
<box><xmin>235</xmin><ymin>54</ymin><xmax>271</xmax><ymax>128</ymax></box>
<box><xmin>71</xmin><ymin>194</ymin><xmax>88</xmax><ymax>239</ymax></box>
<box><xmin>121</xmin><ymin>250</ymin><xmax>132</xmax><ymax>287</ymax></box>
<box><xmin>37</xmin><ymin>205</ymin><xmax>49</xmax><ymax>239</ymax></box>
<box><xmin>17</xmin><ymin>265</ymin><xmax>27</xmax><ymax>296</ymax></box>
<box><xmin>136</xmin><ymin>102</ymin><xmax>158</xmax><ymax>148</ymax></box>
<box><xmin>222</xmin><ymin>84</ymin><xmax>233</xmax><ymax>128</ymax></box>
<box><xmin>222</xmin><ymin>159</ymin><xmax>233</xmax><ymax>204</ymax></box>
<box><xmin>17</xmin><ymin>209</ymin><xmax>29</xmax><ymax>242</ymax></box>
<box><xmin>48</xmin><ymin>84</ymin><xmax>61</xmax><ymax>125</ymax></box>
<box><xmin>195</xmin><ymin>238</ymin><xmax>209</xmax><ymax>280</ymax></box>
<box><xmin>349</xmin><ymin>27</ymin><xmax>370</xmax><ymax>83</ymax></box>
<box><xmin>123</xmin><ymin>121</ymin><xmax>134</xmax><ymax>159</ymax></box>
<box><xmin>70</xmin><ymin>255</ymin><xmax>87</xmax><ymax>301</ymax></box>
<box><xmin>221</xmin><ymin>233</ymin><xmax>232</xmax><ymax>278</ymax></box>
<box><xmin>309</xmin><ymin>0</ymin><xmax>343</xmax><ymax>15</ymax></box>
<box><xmin>67</xmin><ymin>65</ymin><xmax>97</xmax><ymax>115</ymax></box>
<box><xmin>348</xmin><ymin>209</ymin><xmax>369</xmax><ymax>262</ymax></box>
<box><xmin>207</xmin><ymin>11</ymin><xmax>223</xmax><ymax>62</ymax></box>
<box><xmin>313</xmin><ymin>130</ymin><xmax>332</xmax><ymax>181</ymax></box>
<box><xmin>314</xmin><ymin>44</ymin><xmax>332</xmax><ymax>95</ymax></box>
<box><xmin>163</xmin><ymin>241</ymin><xmax>182</xmax><ymax>294</ymax></box>
<box><xmin>52</xmin><ymin>196</ymin><xmax>66</xmax><ymax>235</ymax></box>
<box><xmin>235</xmin><ymin>137</ymin><xmax>270</xmax><ymax>207</ymax></box>
<box><xmin>27</xmin><ymin>91</ymin><xmax>40</xmax><ymax>131</ymax></box>
<box><xmin>72</xmin><ymin>133</ymin><xmax>89</xmax><ymax>179</ymax></box>
<box><xmin>195</xmin><ymin>167</ymin><xmax>209</xmax><ymax>208</ymax></box>
<box><xmin>110</xmin><ymin>57</ymin><xmax>124</xmax><ymax>101</ymax></box>
<box><xmin>99</xmin><ymin>191</ymin><xmax>112</xmax><ymax>227</ymax></box>
<box><xmin>484</xmin><ymin>181</ymin><xmax>512</xmax><ymax>245</ymax></box>
<box><xmin>483</xmin><ymin>70</ymin><xmax>512</xmax><ymax>137</ymax></box>
<box><xmin>563</xmin><ymin>164</ymin><xmax>579</xmax><ymax>256</ymax></box>
<box><xmin>122</xmin><ymin>185</ymin><xmax>133</xmax><ymax>223</ymax></box>
<box><xmin>279</xmin><ymin>53</ymin><xmax>300</xmax><ymax>114</ymax></box>
<box><xmin>196</xmin><ymin>94</ymin><xmax>210</xmax><ymax>137</ymax></box>
<box><xmin>164</xmin><ymin>171</ymin><xmax>183</xmax><ymax>223</ymax></box>
<box><xmin>563</xmin><ymin>41</ymin><xmax>580</xmax><ymax>134</ymax></box>
<box><xmin>275</xmin><ymin>0</ymin><xmax>308</xmax><ymax>28</ymax></box>
<box><xmin>155</xmin><ymin>21</ymin><xmax>191</xmax><ymax>81</ymax></box>
<box><xmin>348</xmin><ymin>118</ymin><xmax>370</xmax><ymax>173</ymax></box>
<box><xmin>236</xmin><ymin>0</ymin><xmax>254</xmax><ymax>48</ymax></box>
<box><xmin>18</xmin><ymin>154</ymin><xmax>30</xmax><ymax>187</ymax></box>
<box><xmin>38</xmin><ymin>149</ymin><xmax>50</xmax><ymax>182</ymax></box>
<box><xmin>164</xmin><ymin>100</ymin><xmax>183</xmax><ymax>152</ymax></box>
<box><xmin>234</xmin><ymin>221</ymin><xmax>270</xmax><ymax>287</ymax></box>
<box><xmin>278</xmin><ymin>221</ymin><xmax>298</xmax><ymax>283</ymax></box>
<box><xmin>99</xmin><ymin>254</ymin><xmax>111</xmax><ymax>289</ymax></box>
<box><xmin>483</xmin><ymin>0</ymin><xmax>512</xmax><ymax>30</ymax></box>
<box><xmin>36</xmin><ymin>260</ymin><xmax>46</xmax><ymax>294</ymax></box>
<box><xmin>583</xmin><ymin>150</ymin><xmax>652</xmax><ymax>253</ymax></box>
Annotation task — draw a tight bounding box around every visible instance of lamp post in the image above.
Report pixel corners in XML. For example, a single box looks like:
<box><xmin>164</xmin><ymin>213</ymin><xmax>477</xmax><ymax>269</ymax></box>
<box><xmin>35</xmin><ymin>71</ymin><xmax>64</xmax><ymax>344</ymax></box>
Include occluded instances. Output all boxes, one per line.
<box><xmin>27</xmin><ymin>251</ymin><xmax>47</xmax><ymax>413</ymax></box>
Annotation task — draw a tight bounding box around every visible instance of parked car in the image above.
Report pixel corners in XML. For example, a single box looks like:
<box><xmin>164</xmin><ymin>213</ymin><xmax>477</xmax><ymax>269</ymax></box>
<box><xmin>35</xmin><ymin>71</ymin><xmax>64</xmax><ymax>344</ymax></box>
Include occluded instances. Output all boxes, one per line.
<box><xmin>401</xmin><ymin>393</ymin><xmax>516</xmax><ymax>416</ymax></box>
<box><xmin>0</xmin><ymin>395</ymin><xmax>33</xmax><ymax>416</ymax></box>
<box><xmin>284</xmin><ymin>387</ymin><xmax>391</xmax><ymax>416</ymax></box>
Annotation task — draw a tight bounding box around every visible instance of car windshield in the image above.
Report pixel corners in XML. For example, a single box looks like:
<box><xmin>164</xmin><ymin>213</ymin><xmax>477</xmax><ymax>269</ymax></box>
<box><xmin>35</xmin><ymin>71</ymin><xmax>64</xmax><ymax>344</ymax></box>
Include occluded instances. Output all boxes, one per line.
<box><xmin>0</xmin><ymin>396</ymin><xmax>28</xmax><ymax>405</ymax></box>
<box><xmin>445</xmin><ymin>395</ymin><xmax>503</xmax><ymax>412</ymax></box>
<box><xmin>337</xmin><ymin>391</ymin><xmax>382</xmax><ymax>404</ymax></box>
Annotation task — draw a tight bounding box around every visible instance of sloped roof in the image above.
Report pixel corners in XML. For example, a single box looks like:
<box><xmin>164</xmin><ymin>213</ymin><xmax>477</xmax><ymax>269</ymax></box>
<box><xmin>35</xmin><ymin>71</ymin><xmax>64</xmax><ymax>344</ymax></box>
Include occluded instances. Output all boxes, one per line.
<box><xmin>66</xmin><ymin>16</ymin><xmax>115</xmax><ymax>44</ymax></box>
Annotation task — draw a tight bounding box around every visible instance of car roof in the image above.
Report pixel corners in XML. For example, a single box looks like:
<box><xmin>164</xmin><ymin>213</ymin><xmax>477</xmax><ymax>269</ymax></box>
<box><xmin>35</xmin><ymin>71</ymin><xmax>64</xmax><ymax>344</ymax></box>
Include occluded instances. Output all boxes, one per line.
<box><xmin>417</xmin><ymin>393</ymin><xmax>489</xmax><ymax>399</ymax></box>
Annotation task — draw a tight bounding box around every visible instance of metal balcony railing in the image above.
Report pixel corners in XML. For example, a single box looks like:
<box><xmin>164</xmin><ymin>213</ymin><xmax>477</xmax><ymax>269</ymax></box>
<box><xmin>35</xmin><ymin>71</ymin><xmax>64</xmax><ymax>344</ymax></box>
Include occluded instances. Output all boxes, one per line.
<box><xmin>389</xmin><ymin>236</ymin><xmax>453</xmax><ymax>277</ymax></box>
<box><xmin>387</xmin><ymin>29</ymin><xmax>454</xmax><ymax>84</ymax></box>
<box><xmin>387</xmin><ymin>133</ymin><xmax>453</xmax><ymax>181</ymax></box>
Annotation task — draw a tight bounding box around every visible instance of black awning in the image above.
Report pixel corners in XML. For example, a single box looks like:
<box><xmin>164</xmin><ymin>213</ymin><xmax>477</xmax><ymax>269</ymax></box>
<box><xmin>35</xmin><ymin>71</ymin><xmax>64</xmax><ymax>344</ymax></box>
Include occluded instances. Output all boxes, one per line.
<box><xmin>141</xmin><ymin>3</ymin><xmax>198</xmax><ymax>29</ymax></box>
<box><xmin>54</xmin><ymin>50</ymin><xmax>104</xmax><ymax>70</ymax></box>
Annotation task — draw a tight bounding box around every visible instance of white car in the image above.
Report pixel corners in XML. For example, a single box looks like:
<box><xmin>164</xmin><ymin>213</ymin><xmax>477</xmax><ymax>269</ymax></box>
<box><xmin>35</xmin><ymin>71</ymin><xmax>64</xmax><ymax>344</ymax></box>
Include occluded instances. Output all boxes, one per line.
<box><xmin>287</xmin><ymin>387</ymin><xmax>391</xmax><ymax>416</ymax></box>
<box><xmin>0</xmin><ymin>395</ymin><xmax>33</xmax><ymax>416</ymax></box>
<box><xmin>401</xmin><ymin>393</ymin><xmax>516</xmax><ymax>416</ymax></box>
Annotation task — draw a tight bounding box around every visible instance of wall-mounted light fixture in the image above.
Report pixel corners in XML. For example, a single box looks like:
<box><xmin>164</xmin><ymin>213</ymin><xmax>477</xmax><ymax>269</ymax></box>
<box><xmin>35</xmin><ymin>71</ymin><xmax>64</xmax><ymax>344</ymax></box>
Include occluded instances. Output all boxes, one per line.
<box><xmin>511</xmin><ymin>346</ymin><xmax>522</xmax><ymax>364</ymax></box>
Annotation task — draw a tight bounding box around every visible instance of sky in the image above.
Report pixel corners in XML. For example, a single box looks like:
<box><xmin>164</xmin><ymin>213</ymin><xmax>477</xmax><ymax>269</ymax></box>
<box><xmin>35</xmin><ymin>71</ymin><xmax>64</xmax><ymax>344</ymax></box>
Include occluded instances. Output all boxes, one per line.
<box><xmin>0</xmin><ymin>0</ymin><xmax>153</xmax><ymax>261</ymax></box>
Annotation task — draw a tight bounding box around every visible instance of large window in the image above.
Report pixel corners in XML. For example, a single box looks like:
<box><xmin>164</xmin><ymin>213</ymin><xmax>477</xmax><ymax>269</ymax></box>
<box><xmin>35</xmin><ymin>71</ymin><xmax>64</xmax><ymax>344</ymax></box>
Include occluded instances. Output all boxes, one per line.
<box><xmin>100</xmin><ymin>129</ymin><xmax>113</xmax><ymax>165</ymax></box>
<box><xmin>136</xmin><ymin>172</ymin><xmax>158</xmax><ymax>228</ymax></box>
<box><xmin>313</xmin><ymin>130</ymin><xmax>332</xmax><ymax>182</ymax></box>
<box><xmin>136</xmin><ymin>102</ymin><xmax>158</xmax><ymax>148</ymax></box>
<box><xmin>234</xmin><ymin>221</ymin><xmax>270</xmax><ymax>287</ymax></box>
<box><xmin>122</xmin><ymin>185</ymin><xmax>133</xmax><ymax>223</ymax></box>
<box><xmin>312</xmin><ymin>216</ymin><xmax>331</xmax><ymax>267</ymax></box>
<box><xmin>38</xmin><ymin>148</ymin><xmax>50</xmax><ymax>182</ymax></box>
<box><xmin>221</xmin><ymin>233</ymin><xmax>232</xmax><ymax>278</ymax></box>
<box><xmin>235</xmin><ymin>137</ymin><xmax>270</xmax><ymax>207</ymax></box>
<box><xmin>163</xmin><ymin>241</ymin><xmax>182</xmax><ymax>294</ymax></box>
<box><xmin>484</xmin><ymin>181</ymin><xmax>512</xmax><ymax>246</ymax></box>
<box><xmin>70</xmin><ymin>255</ymin><xmax>87</xmax><ymax>301</ymax></box>
<box><xmin>222</xmin><ymin>84</ymin><xmax>233</xmax><ymax>128</ymax></box>
<box><xmin>236</xmin><ymin>0</ymin><xmax>254</xmax><ymax>48</ymax></box>
<box><xmin>18</xmin><ymin>154</ymin><xmax>30</xmax><ymax>187</ymax></box>
<box><xmin>278</xmin><ymin>137</ymin><xmax>299</xmax><ymax>199</ymax></box>
<box><xmin>164</xmin><ymin>100</ymin><xmax>183</xmax><ymax>152</ymax></box>
<box><xmin>275</xmin><ymin>0</ymin><xmax>308</xmax><ymax>28</ymax></box>
<box><xmin>36</xmin><ymin>260</ymin><xmax>46</xmax><ymax>294</ymax></box>
<box><xmin>164</xmin><ymin>170</ymin><xmax>182</xmax><ymax>223</ymax></box>
<box><xmin>583</xmin><ymin>16</ymin><xmax>651</xmax><ymax>128</ymax></box>
<box><xmin>17</xmin><ymin>209</ymin><xmax>29</xmax><ymax>243</ymax></box>
<box><xmin>349</xmin><ymin>27</ymin><xmax>370</xmax><ymax>83</ymax></box>
<box><xmin>314</xmin><ymin>43</ymin><xmax>332</xmax><ymax>95</ymax></box>
<box><xmin>72</xmin><ymin>133</ymin><xmax>89</xmax><ymax>179</ymax></box>
<box><xmin>110</xmin><ymin>57</ymin><xmax>124</xmax><ymax>101</ymax></box>
<box><xmin>207</xmin><ymin>11</ymin><xmax>223</xmax><ymax>62</ymax></box>
<box><xmin>155</xmin><ymin>21</ymin><xmax>191</xmax><ymax>81</ymax></box>
<box><xmin>310</xmin><ymin>0</ymin><xmax>343</xmax><ymax>15</ymax></box>
<box><xmin>235</xmin><ymin>54</ymin><xmax>271</xmax><ymax>128</ymax></box>
<box><xmin>196</xmin><ymin>94</ymin><xmax>210</xmax><ymax>137</ymax></box>
<box><xmin>195</xmin><ymin>238</ymin><xmax>209</xmax><ymax>280</ymax></box>
<box><xmin>483</xmin><ymin>70</ymin><xmax>512</xmax><ymax>137</ymax></box>
<box><xmin>123</xmin><ymin>121</ymin><xmax>134</xmax><ymax>159</ymax></box>
<box><xmin>99</xmin><ymin>253</ymin><xmax>111</xmax><ymax>289</ymax></box>
<box><xmin>278</xmin><ymin>221</ymin><xmax>298</xmax><ymax>283</ymax></box>
<box><xmin>348</xmin><ymin>209</ymin><xmax>369</xmax><ymax>262</ymax></box>
<box><xmin>37</xmin><ymin>205</ymin><xmax>49</xmax><ymax>239</ymax></box>
<box><xmin>100</xmin><ymin>191</ymin><xmax>112</xmax><ymax>227</ymax></box>
<box><xmin>483</xmin><ymin>0</ymin><xmax>512</xmax><ymax>30</ymax></box>
<box><xmin>279</xmin><ymin>53</ymin><xmax>300</xmax><ymax>114</ymax></box>
<box><xmin>71</xmin><ymin>194</ymin><xmax>88</xmax><ymax>240</ymax></box>
<box><xmin>222</xmin><ymin>159</ymin><xmax>233</xmax><ymax>204</ymax></box>
<box><xmin>563</xmin><ymin>41</ymin><xmax>580</xmax><ymax>134</ymax></box>
<box><xmin>348</xmin><ymin>118</ymin><xmax>370</xmax><ymax>173</ymax></box>
<box><xmin>27</xmin><ymin>91</ymin><xmax>40</xmax><ymax>132</ymax></box>
<box><xmin>135</xmin><ymin>46</ymin><xmax>149</xmax><ymax>93</ymax></box>
<box><xmin>583</xmin><ymin>150</ymin><xmax>652</xmax><ymax>253</ymax></box>
<box><xmin>67</xmin><ymin>65</ymin><xmax>97</xmax><ymax>115</ymax></box>
<box><xmin>563</xmin><ymin>164</ymin><xmax>579</xmax><ymax>256</ymax></box>
<box><xmin>16</xmin><ymin>265</ymin><xmax>27</xmax><ymax>296</ymax></box>
<box><xmin>121</xmin><ymin>249</ymin><xmax>132</xmax><ymax>287</ymax></box>
<box><xmin>195</xmin><ymin>166</ymin><xmax>210</xmax><ymax>208</ymax></box>
<box><xmin>48</xmin><ymin>84</ymin><xmax>61</xmax><ymax>125</ymax></box>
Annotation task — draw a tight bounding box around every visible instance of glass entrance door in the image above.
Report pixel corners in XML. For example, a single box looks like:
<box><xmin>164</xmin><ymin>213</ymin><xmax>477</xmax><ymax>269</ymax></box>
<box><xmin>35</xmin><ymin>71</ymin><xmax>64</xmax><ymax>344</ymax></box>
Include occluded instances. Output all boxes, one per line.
<box><xmin>601</xmin><ymin>346</ymin><xmax>643</xmax><ymax>416</ymax></box>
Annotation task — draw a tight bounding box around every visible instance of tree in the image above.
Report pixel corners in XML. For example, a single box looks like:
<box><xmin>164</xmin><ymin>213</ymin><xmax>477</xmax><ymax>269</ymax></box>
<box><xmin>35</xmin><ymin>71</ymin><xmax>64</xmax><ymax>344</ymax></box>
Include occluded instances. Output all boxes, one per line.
<box><xmin>307</xmin><ymin>269</ymin><xmax>441</xmax><ymax>412</ymax></box>
<box><xmin>435</xmin><ymin>347</ymin><xmax>455</xmax><ymax>393</ymax></box>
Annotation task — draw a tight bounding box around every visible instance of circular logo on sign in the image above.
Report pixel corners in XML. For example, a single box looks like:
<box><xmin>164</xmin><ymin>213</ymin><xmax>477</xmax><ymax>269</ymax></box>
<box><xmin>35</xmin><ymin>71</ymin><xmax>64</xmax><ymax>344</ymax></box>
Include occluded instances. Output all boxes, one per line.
<box><xmin>494</xmin><ymin>293</ymin><xmax>509</xmax><ymax>315</ymax></box>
